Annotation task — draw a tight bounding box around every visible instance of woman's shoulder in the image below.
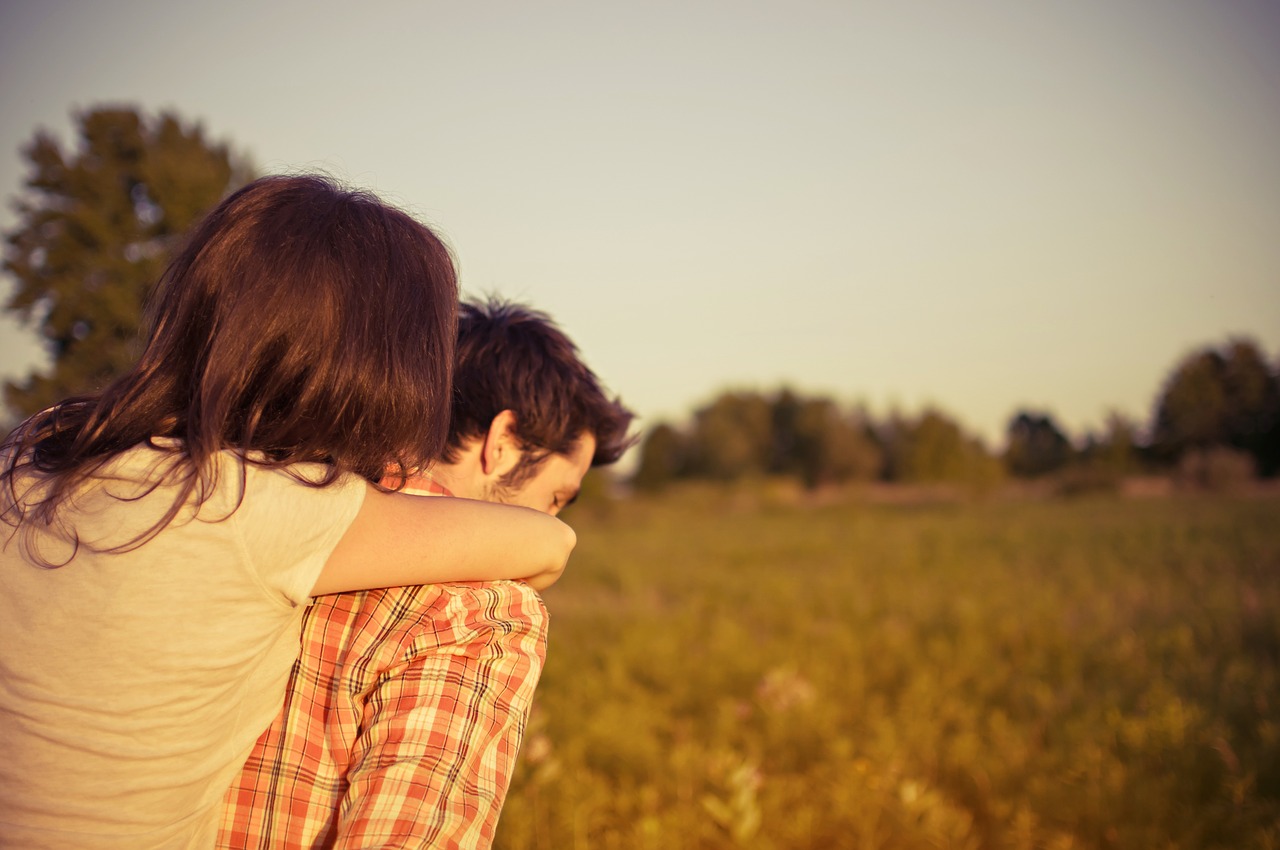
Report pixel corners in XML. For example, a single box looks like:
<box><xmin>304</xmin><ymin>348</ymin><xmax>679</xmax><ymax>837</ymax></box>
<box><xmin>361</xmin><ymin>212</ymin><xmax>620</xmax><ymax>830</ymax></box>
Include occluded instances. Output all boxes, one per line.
<box><xmin>87</xmin><ymin>441</ymin><xmax>364</xmax><ymax>522</ymax></box>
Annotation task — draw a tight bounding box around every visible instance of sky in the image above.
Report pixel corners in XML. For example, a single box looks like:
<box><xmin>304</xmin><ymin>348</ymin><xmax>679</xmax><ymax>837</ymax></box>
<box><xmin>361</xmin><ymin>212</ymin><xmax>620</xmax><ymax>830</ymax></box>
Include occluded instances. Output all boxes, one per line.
<box><xmin>1</xmin><ymin>0</ymin><xmax>1278</xmax><ymax>449</ymax></box>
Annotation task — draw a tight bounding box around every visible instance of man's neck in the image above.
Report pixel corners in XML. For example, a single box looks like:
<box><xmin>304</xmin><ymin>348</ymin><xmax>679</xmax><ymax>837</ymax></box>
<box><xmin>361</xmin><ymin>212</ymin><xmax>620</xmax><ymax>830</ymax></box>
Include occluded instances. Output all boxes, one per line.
<box><xmin>420</xmin><ymin>432</ymin><xmax>497</xmax><ymax>500</ymax></box>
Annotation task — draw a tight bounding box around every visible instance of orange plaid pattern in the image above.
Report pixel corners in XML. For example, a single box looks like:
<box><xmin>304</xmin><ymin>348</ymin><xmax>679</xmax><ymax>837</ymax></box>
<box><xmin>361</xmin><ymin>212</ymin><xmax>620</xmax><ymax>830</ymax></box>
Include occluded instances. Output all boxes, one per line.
<box><xmin>218</xmin><ymin>481</ymin><xmax>548</xmax><ymax>849</ymax></box>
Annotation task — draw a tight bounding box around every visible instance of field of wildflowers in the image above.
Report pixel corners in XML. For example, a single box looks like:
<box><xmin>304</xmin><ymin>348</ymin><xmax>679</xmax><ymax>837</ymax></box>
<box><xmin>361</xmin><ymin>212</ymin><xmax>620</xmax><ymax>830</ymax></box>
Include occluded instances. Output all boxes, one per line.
<box><xmin>495</xmin><ymin>485</ymin><xmax>1280</xmax><ymax>849</ymax></box>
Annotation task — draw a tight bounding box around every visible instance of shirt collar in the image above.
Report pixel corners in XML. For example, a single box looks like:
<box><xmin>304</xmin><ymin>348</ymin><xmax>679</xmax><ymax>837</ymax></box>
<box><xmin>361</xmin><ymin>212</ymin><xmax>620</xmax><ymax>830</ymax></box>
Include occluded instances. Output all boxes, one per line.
<box><xmin>400</xmin><ymin>471</ymin><xmax>453</xmax><ymax>498</ymax></box>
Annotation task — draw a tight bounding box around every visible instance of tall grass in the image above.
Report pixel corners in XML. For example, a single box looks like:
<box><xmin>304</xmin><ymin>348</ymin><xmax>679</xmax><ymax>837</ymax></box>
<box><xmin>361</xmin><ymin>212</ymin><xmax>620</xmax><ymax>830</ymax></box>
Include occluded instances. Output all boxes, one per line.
<box><xmin>495</xmin><ymin>486</ymin><xmax>1280</xmax><ymax>850</ymax></box>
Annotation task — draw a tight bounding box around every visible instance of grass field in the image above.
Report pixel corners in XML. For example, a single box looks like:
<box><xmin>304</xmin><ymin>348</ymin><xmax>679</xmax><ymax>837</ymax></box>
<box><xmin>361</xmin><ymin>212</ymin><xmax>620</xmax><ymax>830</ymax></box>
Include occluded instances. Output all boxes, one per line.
<box><xmin>492</xmin><ymin>484</ymin><xmax>1280</xmax><ymax>850</ymax></box>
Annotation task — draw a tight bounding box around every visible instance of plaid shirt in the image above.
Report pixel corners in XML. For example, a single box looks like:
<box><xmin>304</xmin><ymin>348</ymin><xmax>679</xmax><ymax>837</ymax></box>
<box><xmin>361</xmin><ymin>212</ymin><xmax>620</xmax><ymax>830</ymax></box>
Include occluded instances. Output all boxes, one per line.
<box><xmin>218</xmin><ymin>480</ymin><xmax>549</xmax><ymax>849</ymax></box>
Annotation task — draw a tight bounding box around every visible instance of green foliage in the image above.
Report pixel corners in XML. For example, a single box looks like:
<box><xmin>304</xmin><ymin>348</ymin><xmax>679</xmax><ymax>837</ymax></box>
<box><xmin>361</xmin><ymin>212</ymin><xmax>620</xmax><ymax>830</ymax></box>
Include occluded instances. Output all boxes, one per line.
<box><xmin>1004</xmin><ymin>410</ymin><xmax>1071</xmax><ymax>478</ymax></box>
<box><xmin>1082</xmin><ymin>413</ymin><xmax>1140</xmax><ymax>477</ymax></box>
<box><xmin>1153</xmin><ymin>339</ymin><xmax>1280</xmax><ymax>475</ymax></box>
<box><xmin>883</xmin><ymin>408</ymin><xmax>1004</xmax><ymax>490</ymax></box>
<box><xmin>629</xmin><ymin>337</ymin><xmax>1280</xmax><ymax>495</ymax></box>
<box><xmin>634</xmin><ymin>389</ymin><xmax>899</xmax><ymax>491</ymax></box>
<box><xmin>497</xmin><ymin>491</ymin><xmax>1280</xmax><ymax>849</ymax></box>
<box><xmin>3</xmin><ymin>106</ymin><xmax>252</xmax><ymax>416</ymax></box>
<box><xmin>633</xmin><ymin>423</ymin><xmax>692</xmax><ymax>492</ymax></box>
<box><xmin>1062</xmin><ymin>415</ymin><xmax>1145</xmax><ymax>496</ymax></box>
<box><xmin>687</xmin><ymin>391</ymin><xmax>775</xmax><ymax>480</ymax></box>
<box><xmin>775</xmin><ymin>393</ymin><xmax>882</xmax><ymax>488</ymax></box>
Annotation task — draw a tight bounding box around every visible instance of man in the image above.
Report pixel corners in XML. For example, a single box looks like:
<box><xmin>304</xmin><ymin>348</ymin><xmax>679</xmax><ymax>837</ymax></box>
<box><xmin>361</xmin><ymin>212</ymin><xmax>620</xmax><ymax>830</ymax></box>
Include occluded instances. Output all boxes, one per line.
<box><xmin>219</xmin><ymin>299</ymin><xmax>635</xmax><ymax>849</ymax></box>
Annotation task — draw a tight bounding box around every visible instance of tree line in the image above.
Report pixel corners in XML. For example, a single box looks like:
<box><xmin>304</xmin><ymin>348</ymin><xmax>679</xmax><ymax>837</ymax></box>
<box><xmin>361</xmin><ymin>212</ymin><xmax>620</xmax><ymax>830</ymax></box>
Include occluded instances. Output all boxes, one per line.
<box><xmin>4</xmin><ymin>106</ymin><xmax>1277</xmax><ymax>491</ymax></box>
<box><xmin>632</xmin><ymin>337</ymin><xmax>1280</xmax><ymax>491</ymax></box>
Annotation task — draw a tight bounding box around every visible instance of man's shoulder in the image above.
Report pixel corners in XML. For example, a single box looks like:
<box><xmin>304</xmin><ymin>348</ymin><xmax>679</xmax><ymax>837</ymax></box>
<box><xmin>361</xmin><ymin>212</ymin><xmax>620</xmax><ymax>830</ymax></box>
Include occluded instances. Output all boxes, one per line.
<box><xmin>306</xmin><ymin>581</ymin><xmax>547</xmax><ymax>637</ymax></box>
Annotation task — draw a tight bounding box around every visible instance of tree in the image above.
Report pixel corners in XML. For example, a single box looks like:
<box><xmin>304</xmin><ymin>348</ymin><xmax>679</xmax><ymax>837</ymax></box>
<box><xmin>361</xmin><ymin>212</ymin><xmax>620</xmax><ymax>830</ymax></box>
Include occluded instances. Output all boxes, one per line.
<box><xmin>632</xmin><ymin>388</ymin><xmax>887</xmax><ymax>490</ymax></box>
<box><xmin>685</xmin><ymin>391</ymin><xmax>774</xmax><ymax>480</ymax></box>
<box><xmin>631</xmin><ymin>422</ymin><xmax>689</xmax><ymax>491</ymax></box>
<box><xmin>1152</xmin><ymin>338</ymin><xmax>1280</xmax><ymax>474</ymax></box>
<box><xmin>767</xmin><ymin>387</ymin><xmax>804</xmax><ymax>475</ymax></box>
<box><xmin>1221</xmin><ymin>340</ymin><xmax>1280</xmax><ymax>474</ymax></box>
<box><xmin>1082</xmin><ymin>411</ymin><xmax>1140</xmax><ymax>477</ymax></box>
<box><xmin>3</xmin><ymin>106</ymin><xmax>253</xmax><ymax>416</ymax></box>
<box><xmin>1153</xmin><ymin>349</ymin><xmax>1230</xmax><ymax>453</ymax></box>
<box><xmin>1003</xmin><ymin>410</ymin><xmax>1072</xmax><ymax>477</ymax></box>
<box><xmin>787</xmin><ymin>397</ymin><xmax>882</xmax><ymax>488</ymax></box>
<box><xmin>883</xmin><ymin>408</ymin><xmax>1003</xmax><ymax>488</ymax></box>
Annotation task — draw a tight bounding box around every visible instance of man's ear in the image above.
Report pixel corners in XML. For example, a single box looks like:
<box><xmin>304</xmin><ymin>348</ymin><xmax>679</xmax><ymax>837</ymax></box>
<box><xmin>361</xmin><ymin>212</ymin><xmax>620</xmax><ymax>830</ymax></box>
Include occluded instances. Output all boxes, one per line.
<box><xmin>479</xmin><ymin>409</ymin><xmax>522</xmax><ymax>479</ymax></box>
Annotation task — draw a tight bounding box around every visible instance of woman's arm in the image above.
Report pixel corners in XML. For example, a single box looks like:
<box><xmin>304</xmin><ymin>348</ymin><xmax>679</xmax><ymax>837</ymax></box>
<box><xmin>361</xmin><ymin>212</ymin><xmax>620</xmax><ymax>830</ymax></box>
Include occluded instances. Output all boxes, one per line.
<box><xmin>311</xmin><ymin>483</ymin><xmax>576</xmax><ymax>596</ymax></box>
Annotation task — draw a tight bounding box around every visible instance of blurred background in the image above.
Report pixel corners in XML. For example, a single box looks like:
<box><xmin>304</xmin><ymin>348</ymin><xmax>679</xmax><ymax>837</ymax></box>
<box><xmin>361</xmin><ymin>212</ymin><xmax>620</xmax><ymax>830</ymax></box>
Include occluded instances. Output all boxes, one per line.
<box><xmin>3</xmin><ymin>0</ymin><xmax>1278</xmax><ymax>449</ymax></box>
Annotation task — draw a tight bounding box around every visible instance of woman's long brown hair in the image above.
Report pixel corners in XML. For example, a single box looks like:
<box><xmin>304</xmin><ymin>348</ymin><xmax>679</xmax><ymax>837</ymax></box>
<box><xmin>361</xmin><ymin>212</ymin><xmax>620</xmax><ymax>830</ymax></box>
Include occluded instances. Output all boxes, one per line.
<box><xmin>1</xmin><ymin>174</ymin><xmax>458</xmax><ymax>560</ymax></box>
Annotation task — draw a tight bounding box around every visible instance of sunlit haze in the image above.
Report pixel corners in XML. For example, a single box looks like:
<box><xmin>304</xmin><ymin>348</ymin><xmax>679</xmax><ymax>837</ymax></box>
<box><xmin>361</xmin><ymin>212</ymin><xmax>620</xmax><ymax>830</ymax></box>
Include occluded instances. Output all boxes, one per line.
<box><xmin>2</xmin><ymin>0</ymin><xmax>1277</xmax><ymax>447</ymax></box>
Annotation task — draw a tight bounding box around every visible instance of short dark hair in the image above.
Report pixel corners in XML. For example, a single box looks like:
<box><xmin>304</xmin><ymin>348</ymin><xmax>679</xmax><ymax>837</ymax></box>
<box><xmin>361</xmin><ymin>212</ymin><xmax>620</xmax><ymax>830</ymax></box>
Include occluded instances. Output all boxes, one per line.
<box><xmin>3</xmin><ymin>174</ymin><xmax>458</xmax><ymax>555</ymax></box>
<box><xmin>445</xmin><ymin>298</ymin><xmax>637</xmax><ymax>485</ymax></box>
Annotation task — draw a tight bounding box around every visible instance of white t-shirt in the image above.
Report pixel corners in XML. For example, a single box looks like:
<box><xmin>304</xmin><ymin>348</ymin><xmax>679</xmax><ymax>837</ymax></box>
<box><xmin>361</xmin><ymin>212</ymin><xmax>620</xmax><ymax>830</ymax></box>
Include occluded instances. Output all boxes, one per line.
<box><xmin>0</xmin><ymin>444</ymin><xmax>366</xmax><ymax>849</ymax></box>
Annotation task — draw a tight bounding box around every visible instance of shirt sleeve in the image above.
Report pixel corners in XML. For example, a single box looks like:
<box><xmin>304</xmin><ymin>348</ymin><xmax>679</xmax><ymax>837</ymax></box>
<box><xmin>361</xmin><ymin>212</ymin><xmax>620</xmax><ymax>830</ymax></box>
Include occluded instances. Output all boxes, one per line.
<box><xmin>332</xmin><ymin>582</ymin><xmax>549</xmax><ymax>850</ymax></box>
<box><xmin>236</xmin><ymin>463</ymin><xmax>367</xmax><ymax>606</ymax></box>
